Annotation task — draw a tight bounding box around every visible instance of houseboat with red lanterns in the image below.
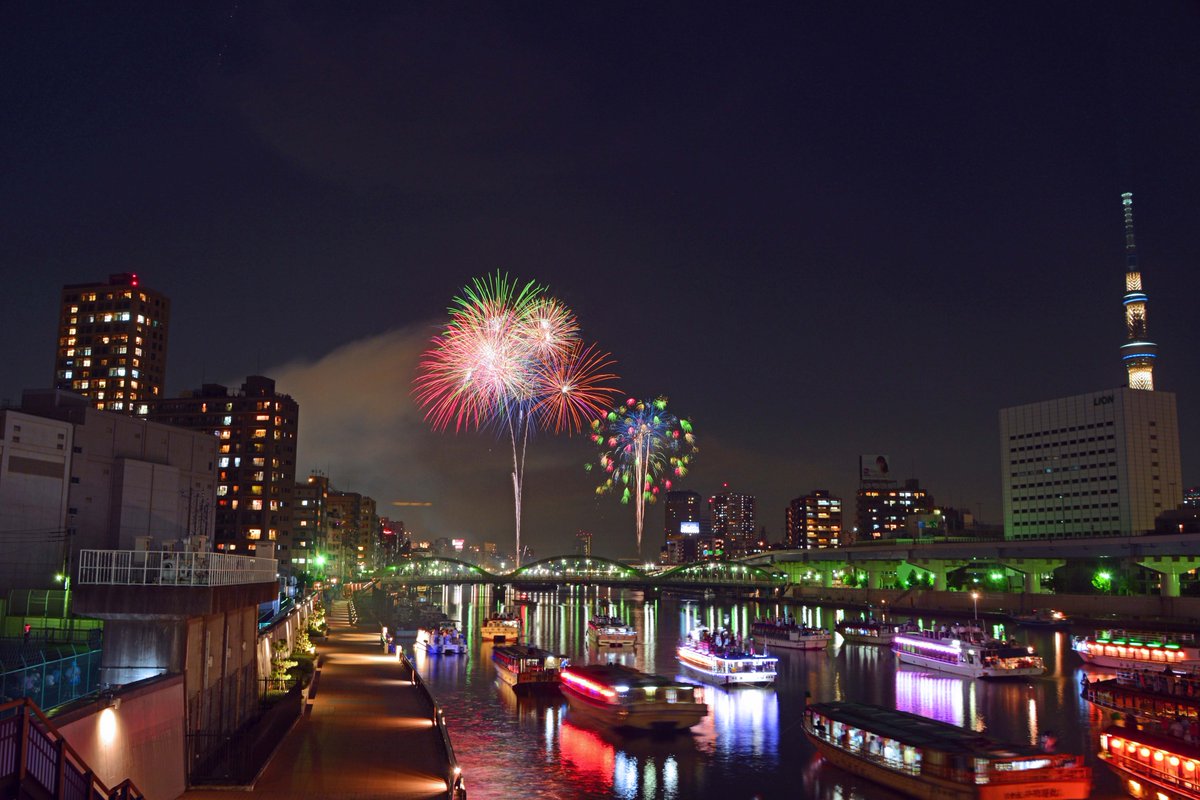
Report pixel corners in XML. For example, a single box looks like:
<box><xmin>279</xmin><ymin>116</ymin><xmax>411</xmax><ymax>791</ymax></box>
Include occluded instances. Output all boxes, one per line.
<box><xmin>1073</xmin><ymin>629</ymin><xmax>1200</xmax><ymax>671</ymax></box>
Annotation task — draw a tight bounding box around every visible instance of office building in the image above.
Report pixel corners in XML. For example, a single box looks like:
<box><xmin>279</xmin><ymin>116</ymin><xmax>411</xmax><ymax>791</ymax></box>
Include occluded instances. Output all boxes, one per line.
<box><xmin>144</xmin><ymin>376</ymin><xmax>298</xmax><ymax>557</ymax></box>
<box><xmin>786</xmin><ymin>490</ymin><xmax>842</xmax><ymax>549</ymax></box>
<box><xmin>54</xmin><ymin>273</ymin><xmax>170</xmax><ymax>414</ymax></box>
<box><xmin>663</xmin><ymin>490</ymin><xmax>705</xmax><ymax>563</ymax></box>
<box><xmin>999</xmin><ymin>194</ymin><xmax>1183</xmax><ymax>539</ymax></box>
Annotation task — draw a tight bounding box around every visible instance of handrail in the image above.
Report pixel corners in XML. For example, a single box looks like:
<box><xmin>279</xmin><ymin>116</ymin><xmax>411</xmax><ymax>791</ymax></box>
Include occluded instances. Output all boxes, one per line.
<box><xmin>0</xmin><ymin>696</ymin><xmax>146</xmax><ymax>799</ymax></box>
<box><xmin>76</xmin><ymin>549</ymin><xmax>277</xmax><ymax>587</ymax></box>
<box><xmin>397</xmin><ymin>651</ymin><xmax>466</xmax><ymax>799</ymax></box>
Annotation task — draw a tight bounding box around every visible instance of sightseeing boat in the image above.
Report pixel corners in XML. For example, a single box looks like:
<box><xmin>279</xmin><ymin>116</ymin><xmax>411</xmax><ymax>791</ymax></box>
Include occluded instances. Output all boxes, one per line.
<box><xmin>836</xmin><ymin>619</ymin><xmax>915</xmax><ymax>646</ymax></box>
<box><xmin>415</xmin><ymin>620</ymin><xmax>466</xmax><ymax>655</ymax></box>
<box><xmin>1073</xmin><ymin>629</ymin><xmax>1200</xmax><ymax>671</ymax></box>
<box><xmin>676</xmin><ymin>627</ymin><xmax>778</xmax><ymax>686</ymax></box>
<box><xmin>492</xmin><ymin>645</ymin><xmax>565</xmax><ymax>693</ymax></box>
<box><xmin>587</xmin><ymin>615</ymin><xmax>638</xmax><ymax>648</ymax></box>
<box><xmin>560</xmin><ymin>663</ymin><xmax>707</xmax><ymax>733</ymax></box>
<box><xmin>892</xmin><ymin>629</ymin><xmax>1044</xmax><ymax>679</ymax></box>
<box><xmin>1083</xmin><ymin>668</ymin><xmax>1200</xmax><ymax>734</ymax></box>
<box><xmin>481</xmin><ymin>611</ymin><xmax>522</xmax><ymax>644</ymax></box>
<box><xmin>1099</xmin><ymin>726</ymin><xmax>1200</xmax><ymax>800</ymax></box>
<box><xmin>804</xmin><ymin>700</ymin><xmax>1092</xmax><ymax>799</ymax></box>
<box><xmin>751</xmin><ymin>618</ymin><xmax>832</xmax><ymax>651</ymax></box>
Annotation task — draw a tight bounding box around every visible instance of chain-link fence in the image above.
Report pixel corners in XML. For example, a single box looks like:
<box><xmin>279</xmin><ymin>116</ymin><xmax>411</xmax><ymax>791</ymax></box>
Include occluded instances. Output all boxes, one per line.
<box><xmin>0</xmin><ymin>642</ymin><xmax>102</xmax><ymax>712</ymax></box>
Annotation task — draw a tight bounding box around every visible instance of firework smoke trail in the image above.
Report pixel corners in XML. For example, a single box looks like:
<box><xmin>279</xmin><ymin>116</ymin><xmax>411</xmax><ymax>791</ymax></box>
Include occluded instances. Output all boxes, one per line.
<box><xmin>415</xmin><ymin>272</ymin><xmax>619</xmax><ymax>567</ymax></box>
<box><xmin>590</xmin><ymin>397</ymin><xmax>697</xmax><ymax>558</ymax></box>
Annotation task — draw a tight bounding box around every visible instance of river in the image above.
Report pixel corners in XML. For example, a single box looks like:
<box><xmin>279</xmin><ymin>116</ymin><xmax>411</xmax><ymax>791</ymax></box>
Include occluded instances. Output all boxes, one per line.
<box><xmin>401</xmin><ymin>585</ymin><xmax>1125</xmax><ymax>800</ymax></box>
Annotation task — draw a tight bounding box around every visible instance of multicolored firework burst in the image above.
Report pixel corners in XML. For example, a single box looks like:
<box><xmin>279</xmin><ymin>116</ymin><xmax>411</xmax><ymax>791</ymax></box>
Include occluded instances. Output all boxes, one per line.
<box><xmin>587</xmin><ymin>397</ymin><xmax>697</xmax><ymax>558</ymax></box>
<box><xmin>414</xmin><ymin>272</ymin><xmax>620</xmax><ymax>566</ymax></box>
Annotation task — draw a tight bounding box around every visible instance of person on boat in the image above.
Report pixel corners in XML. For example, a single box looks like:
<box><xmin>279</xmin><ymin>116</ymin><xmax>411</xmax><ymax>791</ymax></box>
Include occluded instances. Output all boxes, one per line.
<box><xmin>1038</xmin><ymin>731</ymin><xmax>1057</xmax><ymax>753</ymax></box>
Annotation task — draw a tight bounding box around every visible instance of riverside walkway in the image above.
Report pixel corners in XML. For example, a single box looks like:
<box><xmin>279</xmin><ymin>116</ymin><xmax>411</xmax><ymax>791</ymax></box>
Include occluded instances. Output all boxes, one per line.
<box><xmin>179</xmin><ymin>600</ymin><xmax>458</xmax><ymax>800</ymax></box>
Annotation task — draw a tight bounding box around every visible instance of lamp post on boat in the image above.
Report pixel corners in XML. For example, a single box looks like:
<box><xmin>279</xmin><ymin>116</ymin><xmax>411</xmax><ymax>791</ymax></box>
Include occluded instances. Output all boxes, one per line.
<box><xmin>970</xmin><ymin>590</ymin><xmax>980</xmax><ymax>623</ymax></box>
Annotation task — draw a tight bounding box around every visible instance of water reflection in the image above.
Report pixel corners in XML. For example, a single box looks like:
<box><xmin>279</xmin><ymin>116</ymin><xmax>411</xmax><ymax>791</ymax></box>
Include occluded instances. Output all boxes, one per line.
<box><xmin>407</xmin><ymin>587</ymin><xmax>1125</xmax><ymax>800</ymax></box>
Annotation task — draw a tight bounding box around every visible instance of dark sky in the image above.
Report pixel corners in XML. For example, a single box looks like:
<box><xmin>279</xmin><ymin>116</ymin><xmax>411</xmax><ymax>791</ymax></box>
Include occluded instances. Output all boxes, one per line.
<box><xmin>3</xmin><ymin>4</ymin><xmax>1199</xmax><ymax>560</ymax></box>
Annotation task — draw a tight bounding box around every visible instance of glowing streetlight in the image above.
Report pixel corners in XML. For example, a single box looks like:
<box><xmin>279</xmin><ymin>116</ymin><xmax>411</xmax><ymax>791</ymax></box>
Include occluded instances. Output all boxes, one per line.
<box><xmin>970</xmin><ymin>590</ymin><xmax>980</xmax><ymax>622</ymax></box>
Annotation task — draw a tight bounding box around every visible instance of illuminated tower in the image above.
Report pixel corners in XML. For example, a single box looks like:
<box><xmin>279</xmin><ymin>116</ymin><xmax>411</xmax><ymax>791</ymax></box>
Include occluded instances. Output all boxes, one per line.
<box><xmin>1120</xmin><ymin>192</ymin><xmax>1156</xmax><ymax>390</ymax></box>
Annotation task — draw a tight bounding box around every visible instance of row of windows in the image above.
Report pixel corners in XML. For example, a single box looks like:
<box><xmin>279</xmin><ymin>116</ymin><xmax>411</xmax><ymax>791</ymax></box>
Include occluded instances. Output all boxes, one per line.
<box><xmin>1012</xmin><ymin>475</ymin><xmax>1118</xmax><ymax>490</ymax></box>
<box><xmin>1011</xmin><ymin>462</ymin><xmax>1118</xmax><ymax>479</ymax></box>
<box><xmin>1012</xmin><ymin>448</ymin><xmax>1116</xmax><ymax>464</ymax></box>
<box><xmin>1013</xmin><ymin>502</ymin><xmax>1119</xmax><ymax>514</ymax></box>
<box><xmin>1010</xmin><ymin>434</ymin><xmax>1115</xmax><ymax>453</ymax></box>
<box><xmin>1008</xmin><ymin>421</ymin><xmax>1117</xmax><ymax>441</ymax></box>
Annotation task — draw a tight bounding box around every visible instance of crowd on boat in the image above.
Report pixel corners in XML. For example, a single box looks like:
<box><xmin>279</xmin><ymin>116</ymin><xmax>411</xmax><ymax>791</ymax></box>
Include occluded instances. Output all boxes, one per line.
<box><xmin>690</xmin><ymin>627</ymin><xmax>758</xmax><ymax>657</ymax></box>
<box><xmin>753</xmin><ymin>617</ymin><xmax>826</xmax><ymax>635</ymax></box>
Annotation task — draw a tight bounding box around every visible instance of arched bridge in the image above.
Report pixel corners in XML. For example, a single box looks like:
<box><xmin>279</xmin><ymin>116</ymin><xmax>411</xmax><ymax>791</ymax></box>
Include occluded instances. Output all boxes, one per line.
<box><xmin>378</xmin><ymin>555</ymin><xmax>788</xmax><ymax>593</ymax></box>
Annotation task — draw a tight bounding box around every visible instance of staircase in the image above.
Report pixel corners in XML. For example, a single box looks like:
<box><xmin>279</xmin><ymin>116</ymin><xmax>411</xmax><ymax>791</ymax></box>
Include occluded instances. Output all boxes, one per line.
<box><xmin>0</xmin><ymin>698</ymin><xmax>145</xmax><ymax>799</ymax></box>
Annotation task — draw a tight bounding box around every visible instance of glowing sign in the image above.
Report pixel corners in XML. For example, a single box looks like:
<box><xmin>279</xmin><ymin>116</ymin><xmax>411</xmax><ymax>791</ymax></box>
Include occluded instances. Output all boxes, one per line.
<box><xmin>680</xmin><ymin>521</ymin><xmax>700</xmax><ymax>535</ymax></box>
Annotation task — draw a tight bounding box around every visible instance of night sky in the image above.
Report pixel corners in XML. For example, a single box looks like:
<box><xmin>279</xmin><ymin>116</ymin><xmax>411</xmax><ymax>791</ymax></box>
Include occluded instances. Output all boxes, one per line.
<box><xmin>3</xmin><ymin>4</ymin><xmax>1199</xmax><ymax>559</ymax></box>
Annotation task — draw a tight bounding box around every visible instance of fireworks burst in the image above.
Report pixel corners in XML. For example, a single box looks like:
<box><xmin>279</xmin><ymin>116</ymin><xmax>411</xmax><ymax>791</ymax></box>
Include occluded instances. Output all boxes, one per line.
<box><xmin>414</xmin><ymin>272</ymin><xmax>620</xmax><ymax>565</ymax></box>
<box><xmin>588</xmin><ymin>396</ymin><xmax>697</xmax><ymax>558</ymax></box>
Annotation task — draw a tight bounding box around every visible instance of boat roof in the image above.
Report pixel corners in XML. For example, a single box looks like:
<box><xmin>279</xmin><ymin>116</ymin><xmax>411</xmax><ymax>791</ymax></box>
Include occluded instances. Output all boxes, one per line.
<box><xmin>565</xmin><ymin>663</ymin><xmax>691</xmax><ymax>689</ymax></box>
<box><xmin>493</xmin><ymin>644</ymin><xmax>557</xmax><ymax>659</ymax></box>
<box><xmin>809</xmin><ymin>701</ymin><xmax>1044</xmax><ymax>759</ymax></box>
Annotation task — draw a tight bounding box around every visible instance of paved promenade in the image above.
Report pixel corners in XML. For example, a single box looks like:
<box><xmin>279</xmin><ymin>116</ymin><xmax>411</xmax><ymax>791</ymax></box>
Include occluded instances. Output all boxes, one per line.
<box><xmin>180</xmin><ymin>600</ymin><xmax>453</xmax><ymax>800</ymax></box>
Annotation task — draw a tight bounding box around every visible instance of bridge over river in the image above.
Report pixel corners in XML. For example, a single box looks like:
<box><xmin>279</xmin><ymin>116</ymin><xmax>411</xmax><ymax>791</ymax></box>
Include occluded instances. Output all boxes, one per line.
<box><xmin>376</xmin><ymin>555</ymin><xmax>788</xmax><ymax>594</ymax></box>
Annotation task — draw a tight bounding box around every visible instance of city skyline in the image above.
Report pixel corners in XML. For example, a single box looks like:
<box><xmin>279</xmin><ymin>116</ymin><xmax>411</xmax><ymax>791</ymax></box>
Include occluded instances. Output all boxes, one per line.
<box><xmin>3</xmin><ymin>4</ymin><xmax>1199</xmax><ymax>558</ymax></box>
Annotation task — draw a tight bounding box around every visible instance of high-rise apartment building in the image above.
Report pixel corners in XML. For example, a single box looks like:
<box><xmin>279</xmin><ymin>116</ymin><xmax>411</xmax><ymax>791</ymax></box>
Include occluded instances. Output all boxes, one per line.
<box><xmin>855</xmin><ymin>479</ymin><xmax>932</xmax><ymax>543</ymax></box>
<box><xmin>787</xmin><ymin>489</ymin><xmax>842</xmax><ymax>549</ymax></box>
<box><xmin>145</xmin><ymin>376</ymin><xmax>298</xmax><ymax>556</ymax></box>
<box><xmin>663</xmin><ymin>490</ymin><xmax>706</xmax><ymax>564</ymax></box>
<box><xmin>54</xmin><ymin>273</ymin><xmax>170</xmax><ymax>414</ymax></box>
<box><xmin>709</xmin><ymin>486</ymin><xmax>755</xmax><ymax>555</ymax></box>
<box><xmin>292</xmin><ymin>474</ymin><xmax>331</xmax><ymax>574</ymax></box>
<box><xmin>575</xmin><ymin>530</ymin><xmax>593</xmax><ymax>557</ymax></box>
<box><xmin>999</xmin><ymin>194</ymin><xmax>1183</xmax><ymax>539</ymax></box>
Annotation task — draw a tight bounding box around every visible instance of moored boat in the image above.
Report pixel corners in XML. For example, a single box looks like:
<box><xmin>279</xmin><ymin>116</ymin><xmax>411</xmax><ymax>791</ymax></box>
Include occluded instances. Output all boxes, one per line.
<box><xmin>1073</xmin><ymin>629</ymin><xmax>1200</xmax><ymax>671</ymax></box>
<box><xmin>588</xmin><ymin>615</ymin><xmax>638</xmax><ymax>648</ymax></box>
<box><xmin>416</xmin><ymin>620</ymin><xmax>466</xmax><ymax>655</ymax></box>
<box><xmin>676</xmin><ymin>626</ymin><xmax>777</xmax><ymax>686</ymax></box>
<box><xmin>751</xmin><ymin>618</ymin><xmax>832</xmax><ymax>651</ymax></box>
<box><xmin>481</xmin><ymin>611</ymin><xmax>522</xmax><ymax>643</ymax></box>
<box><xmin>892</xmin><ymin>628</ymin><xmax>1044</xmax><ymax>679</ymax></box>
<box><xmin>560</xmin><ymin>663</ymin><xmax>707</xmax><ymax>732</ymax></box>
<box><xmin>836</xmin><ymin>619</ymin><xmax>915</xmax><ymax>646</ymax></box>
<box><xmin>1010</xmin><ymin>608</ymin><xmax>1072</xmax><ymax>629</ymax></box>
<box><xmin>804</xmin><ymin>700</ymin><xmax>1092</xmax><ymax>799</ymax></box>
<box><xmin>1082</xmin><ymin>668</ymin><xmax>1200</xmax><ymax>735</ymax></box>
<box><xmin>1099</xmin><ymin>726</ymin><xmax>1200</xmax><ymax>800</ymax></box>
<box><xmin>492</xmin><ymin>644</ymin><xmax>565</xmax><ymax>693</ymax></box>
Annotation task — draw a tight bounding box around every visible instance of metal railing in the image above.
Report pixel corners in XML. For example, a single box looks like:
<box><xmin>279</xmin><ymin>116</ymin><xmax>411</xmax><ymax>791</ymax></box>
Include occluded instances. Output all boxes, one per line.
<box><xmin>0</xmin><ymin>643</ymin><xmax>103</xmax><ymax>713</ymax></box>
<box><xmin>0</xmin><ymin>697</ymin><xmax>145</xmax><ymax>799</ymax></box>
<box><xmin>398</xmin><ymin>650</ymin><xmax>466</xmax><ymax>799</ymax></box>
<box><xmin>76</xmin><ymin>550</ymin><xmax>278</xmax><ymax>587</ymax></box>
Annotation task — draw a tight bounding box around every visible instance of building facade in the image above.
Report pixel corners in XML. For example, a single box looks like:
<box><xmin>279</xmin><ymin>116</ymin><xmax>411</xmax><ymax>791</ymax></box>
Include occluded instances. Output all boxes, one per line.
<box><xmin>709</xmin><ymin>487</ymin><xmax>755</xmax><ymax>556</ymax></box>
<box><xmin>0</xmin><ymin>389</ymin><xmax>216</xmax><ymax>589</ymax></box>
<box><xmin>999</xmin><ymin>388</ymin><xmax>1181</xmax><ymax>539</ymax></box>
<box><xmin>54</xmin><ymin>273</ymin><xmax>170</xmax><ymax>414</ymax></box>
<box><xmin>663</xmin><ymin>490</ymin><xmax>705</xmax><ymax>563</ymax></box>
<box><xmin>854</xmin><ymin>479</ymin><xmax>932</xmax><ymax>543</ymax></box>
<box><xmin>786</xmin><ymin>489</ymin><xmax>842</xmax><ymax>549</ymax></box>
<box><xmin>144</xmin><ymin>376</ymin><xmax>297</xmax><ymax>557</ymax></box>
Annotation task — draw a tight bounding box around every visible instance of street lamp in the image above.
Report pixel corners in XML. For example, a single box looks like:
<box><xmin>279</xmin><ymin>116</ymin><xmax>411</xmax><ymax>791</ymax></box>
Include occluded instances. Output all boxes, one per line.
<box><xmin>970</xmin><ymin>590</ymin><xmax>980</xmax><ymax>623</ymax></box>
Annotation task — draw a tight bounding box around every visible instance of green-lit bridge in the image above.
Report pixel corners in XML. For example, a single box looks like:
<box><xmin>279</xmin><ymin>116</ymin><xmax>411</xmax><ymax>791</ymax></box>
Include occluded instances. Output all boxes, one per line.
<box><xmin>376</xmin><ymin>555</ymin><xmax>788</xmax><ymax>594</ymax></box>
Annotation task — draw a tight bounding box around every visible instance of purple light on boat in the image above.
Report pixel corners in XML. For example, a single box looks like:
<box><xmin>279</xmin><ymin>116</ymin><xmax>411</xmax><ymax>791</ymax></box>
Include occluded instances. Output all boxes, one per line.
<box><xmin>894</xmin><ymin>635</ymin><xmax>962</xmax><ymax>656</ymax></box>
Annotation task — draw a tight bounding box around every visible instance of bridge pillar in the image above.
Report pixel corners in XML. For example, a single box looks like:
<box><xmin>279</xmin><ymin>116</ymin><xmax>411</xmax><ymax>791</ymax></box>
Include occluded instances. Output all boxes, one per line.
<box><xmin>904</xmin><ymin>559</ymin><xmax>968</xmax><ymax>592</ymax></box>
<box><xmin>998</xmin><ymin>559</ymin><xmax>1065</xmax><ymax>594</ymax></box>
<box><xmin>1137</xmin><ymin>556</ymin><xmax>1200</xmax><ymax>598</ymax></box>
<box><xmin>863</xmin><ymin>560</ymin><xmax>902</xmax><ymax>590</ymax></box>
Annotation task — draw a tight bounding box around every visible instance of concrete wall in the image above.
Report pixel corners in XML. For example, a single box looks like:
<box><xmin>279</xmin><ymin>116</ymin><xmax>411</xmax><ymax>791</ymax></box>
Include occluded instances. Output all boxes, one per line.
<box><xmin>0</xmin><ymin>410</ymin><xmax>72</xmax><ymax>588</ymax></box>
<box><xmin>257</xmin><ymin>595</ymin><xmax>316</xmax><ymax>681</ymax></box>
<box><xmin>55</xmin><ymin>674</ymin><xmax>187</xmax><ymax>800</ymax></box>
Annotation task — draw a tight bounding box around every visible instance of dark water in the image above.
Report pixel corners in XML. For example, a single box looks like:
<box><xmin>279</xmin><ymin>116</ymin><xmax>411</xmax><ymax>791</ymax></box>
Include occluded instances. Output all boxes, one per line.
<box><xmin>404</xmin><ymin>586</ymin><xmax>1124</xmax><ymax>800</ymax></box>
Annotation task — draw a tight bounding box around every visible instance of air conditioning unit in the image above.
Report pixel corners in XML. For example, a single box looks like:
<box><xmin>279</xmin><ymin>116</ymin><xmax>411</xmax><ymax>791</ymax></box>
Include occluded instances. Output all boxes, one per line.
<box><xmin>134</xmin><ymin>536</ymin><xmax>153</xmax><ymax>552</ymax></box>
<box><xmin>186</xmin><ymin>535</ymin><xmax>210</xmax><ymax>553</ymax></box>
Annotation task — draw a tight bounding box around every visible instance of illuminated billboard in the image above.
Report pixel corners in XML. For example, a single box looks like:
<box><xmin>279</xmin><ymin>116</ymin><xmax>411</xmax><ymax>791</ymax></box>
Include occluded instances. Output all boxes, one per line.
<box><xmin>680</xmin><ymin>521</ymin><xmax>701</xmax><ymax>535</ymax></box>
<box><xmin>860</xmin><ymin>454</ymin><xmax>891</xmax><ymax>480</ymax></box>
<box><xmin>451</xmin><ymin>538</ymin><xmax>465</xmax><ymax>551</ymax></box>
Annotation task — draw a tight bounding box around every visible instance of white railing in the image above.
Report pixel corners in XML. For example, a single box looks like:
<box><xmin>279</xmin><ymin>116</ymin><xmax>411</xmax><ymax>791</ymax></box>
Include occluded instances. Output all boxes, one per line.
<box><xmin>76</xmin><ymin>549</ymin><xmax>278</xmax><ymax>586</ymax></box>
